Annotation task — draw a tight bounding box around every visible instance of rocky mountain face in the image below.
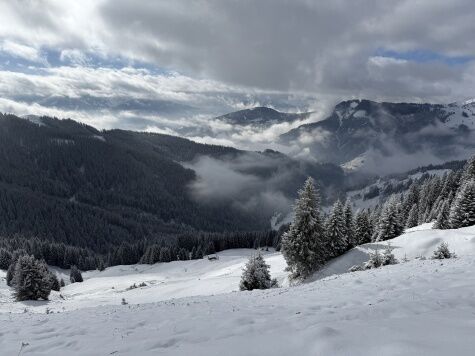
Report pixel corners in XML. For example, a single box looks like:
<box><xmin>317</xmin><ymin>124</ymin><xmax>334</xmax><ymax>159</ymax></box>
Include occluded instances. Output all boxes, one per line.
<box><xmin>280</xmin><ymin>99</ymin><xmax>475</xmax><ymax>174</ymax></box>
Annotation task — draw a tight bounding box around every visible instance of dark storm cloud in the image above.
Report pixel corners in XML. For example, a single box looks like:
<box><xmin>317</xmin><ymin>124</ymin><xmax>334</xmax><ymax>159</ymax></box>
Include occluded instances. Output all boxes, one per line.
<box><xmin>96</xmin><ymin>0</ymin><xmax>475</xmax><ymax>100</ymax></box>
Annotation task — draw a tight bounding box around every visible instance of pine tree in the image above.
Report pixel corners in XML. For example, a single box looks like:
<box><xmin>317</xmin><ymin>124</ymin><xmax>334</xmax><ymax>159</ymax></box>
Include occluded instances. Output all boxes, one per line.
<box><xmin>449</xmin><ymin>179</ymin><xmax>475</xmax><ymax>228</ymax></box>
<box><xmin>195</xmin><ymin>245</ymin><xmax>204</xmax><ymax>259</ymax></box>
<box><xmin>343</xmin><ymin>201</ymin><xmax>356</xmax><ymax>248</ymax></box>
<box><xmin>381</xmin><ymin>243</ymin><xmax>398</xmax><ymax>265</ymax></box>
<box><xmin>0</xmin><ymin>248</ymin><xmax>12</xmax><ymax>270</ymax></box>
<box><xmin>13</xmin><ymin>255</ymin><xmax>52</xmax><ymax>301</ymax></box>
<box><xmin>281</xmin><ymin>177</ymin><xmax>326</xmax><ymax>280</ymax></box>
<box><xmin>434</xmin><ymin>200</ymin><xmax>451</xmax><ymax>229</ymax></box>
<box><xmin>49</xmin><ymin>272</ymin><xmax>61</xmax><ymax>291</ymax></box>
<box><xmin>432</xmin><ymin>242</ymin><xmax>455</xmax><ymax>259</ymax></box>
<box><xmin>461</xmin><ymin>155</ymin><xmax>475</xmax><ymax>181</ymax></box>
<box><xmin>402</xmin><ymin>183</ymin><xmax>419</xmax><ymax>220</ymax></box>
<box><xmin>190</xmin><ymin>246</ymin><xmax>197</xmax><ymax>259</ymax></box>
<box><xmin>369</xmin><ymin>205</ymin><xmax>382</xmax><ymax>241</ymax></box>
<box><xmin>364</xmin><ymin>249</ymin><xmax>383</xmax><ymax>269</ymax></box>
<box><xmin>6</xmin><ymin>262</ymin><xmax>16</xmax><ymax>287</ymax></box>
<box><xmin>354</xmin><ymin>210</ymin><xmax>372</xmax><ymax>245</ymax></box>
<box><xmin>324</xmin><ymin>200</ymin><xmax>348</xmax><ymax>256</ymax></box>
<box><xmin>239</xmin><ymin>252</ymin><xmax>277</xmax><ymax>291</ymax></box>
<box><xmin>377</xmin><ymin>197</ymin><xmax>404</xmax><ymax>241</ymax></box>
<box><xmin>6</xmin><ymin>249</ymin><xmax>27</xmax><ymax>286</ymax></box>
<box><xmin>178</xmin><ymin>248</ymin><xmax>188</xmax><ymax>261</ymax></box>
<box><xmin>159</xmin><ymin>247</ymin><xmax>171</xmax><ymax>262</ymax></box>
<box><xmin>70</xmin><ymin>265</ymin><xmax>83</xmax><ymax>283</ymax></box>
<box><xmin>405</xmin><ymin>204</ymin><xmax>419</xmax><ymax>229</ymax></box>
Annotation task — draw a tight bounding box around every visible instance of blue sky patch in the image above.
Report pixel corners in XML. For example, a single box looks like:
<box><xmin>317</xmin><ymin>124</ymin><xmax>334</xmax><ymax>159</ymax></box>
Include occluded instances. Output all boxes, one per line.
<box><xmin>375</xmin><ymin>48</ymin><xmax>474</xmax><ymax>66</ymax></box>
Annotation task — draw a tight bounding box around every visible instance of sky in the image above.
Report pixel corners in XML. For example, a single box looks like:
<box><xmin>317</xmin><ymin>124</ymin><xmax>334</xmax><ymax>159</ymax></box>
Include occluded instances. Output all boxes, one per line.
<box><xmin>0</xmin><ymin>0</ymin><xmax>474</xmax><ymax>147</ymax></box>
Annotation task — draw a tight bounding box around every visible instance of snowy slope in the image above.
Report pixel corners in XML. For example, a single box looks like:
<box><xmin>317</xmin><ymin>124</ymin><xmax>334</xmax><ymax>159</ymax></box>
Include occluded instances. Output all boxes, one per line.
<box><xmin>313</xmin><ymin>223</ymin><xmax>475</xmax><ymax>280</ymax></box>
<box><xmin>0</xmin><ymin>249</ymin><xmax>288</xmax><ymax>314</ymax></box>
<box><xmin>2</xmin><ymin>224</ymin><xmax>475</xmax><ymax>355</ymax></box>
<box><xmin>2</xmin><ymin>253</ymin><xmax>475</xmax><ymax>354</ymax></box>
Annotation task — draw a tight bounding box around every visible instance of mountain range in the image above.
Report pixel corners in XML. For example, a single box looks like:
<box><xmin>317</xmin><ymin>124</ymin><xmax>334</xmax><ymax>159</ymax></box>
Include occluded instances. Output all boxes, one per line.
<box><xmin>2</xmin><ymin>98</ymin><xmax>474</xmax><ymax>251</ymax></box>
<box><xmin>279</xmin><ymin>99</ymin><xmax>475</xmax><ymax>174</ymax></box>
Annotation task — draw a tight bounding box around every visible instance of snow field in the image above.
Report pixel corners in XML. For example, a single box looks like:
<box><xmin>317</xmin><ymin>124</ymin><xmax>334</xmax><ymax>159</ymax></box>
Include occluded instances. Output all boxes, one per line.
<box><xmin>1</xmin><ymin>223</ymin><xmax>475</xmax><ymax>355</ymax></box>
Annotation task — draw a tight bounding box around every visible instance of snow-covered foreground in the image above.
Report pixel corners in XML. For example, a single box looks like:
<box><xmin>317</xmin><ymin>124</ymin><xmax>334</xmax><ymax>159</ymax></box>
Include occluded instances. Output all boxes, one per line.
<box><xmin>1</xmin><ymin>224</ymin><xmax>475</xmax><ymax>355</ymax></box>
<box><xmin>0</xmin><ymin>249</ymin><xmax>288</xmax><ymax>314</ymax></box>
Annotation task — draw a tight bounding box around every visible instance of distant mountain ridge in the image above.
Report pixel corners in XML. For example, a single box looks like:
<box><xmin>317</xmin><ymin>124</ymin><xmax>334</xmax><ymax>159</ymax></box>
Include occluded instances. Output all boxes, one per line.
<box><xmin>279</xmin><ymin>99</ymin><xmax>475</xmax><ymax>174</ymax></box>
<box><xmin>215</xmin><ymin>107</ymin><xmax>312</xmax><ymax>127</ymax></box>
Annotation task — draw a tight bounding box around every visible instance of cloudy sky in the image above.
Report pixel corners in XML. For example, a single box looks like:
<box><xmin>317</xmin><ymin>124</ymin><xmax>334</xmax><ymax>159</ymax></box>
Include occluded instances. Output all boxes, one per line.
<box><xmin>1</xmin><ymin>0</ymin><xmax>474</xmax><ymax>146</ymax></box>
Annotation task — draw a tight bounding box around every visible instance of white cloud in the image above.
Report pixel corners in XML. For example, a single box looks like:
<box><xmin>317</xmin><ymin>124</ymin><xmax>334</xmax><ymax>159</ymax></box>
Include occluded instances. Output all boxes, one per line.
<box><xmin>0</xmin><ymin>40</ymin><xmax>45</xmax><ymax>64</ymax></box>
<box><xmin>60</xmin><ymin>49</ymin><xmax>90</xmax><ymax>66</ymax></box>
<box><xmin>0</xmin><ymin>0</ymin><xmax>474</xmax><ymax>151</ymax></box>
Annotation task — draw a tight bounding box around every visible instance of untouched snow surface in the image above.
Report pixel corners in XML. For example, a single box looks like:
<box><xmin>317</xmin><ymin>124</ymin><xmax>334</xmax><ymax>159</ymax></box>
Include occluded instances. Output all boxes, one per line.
<box><xmin>0</xmin><ymin>249</ymin><xmax>288</xmax><ymax>314</ymax></box>
<box><xmin>1</xmin><ymin>224</ymin><xmax>475</xmax><ymax>355</ymax></box>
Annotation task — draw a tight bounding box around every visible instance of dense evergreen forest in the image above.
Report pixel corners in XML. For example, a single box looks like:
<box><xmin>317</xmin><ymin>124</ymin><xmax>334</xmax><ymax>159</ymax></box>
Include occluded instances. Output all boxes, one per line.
<box><xmin>0</xmin><ymin>114</ymin><xmax>345</xmax><ymax>270</ymax></box>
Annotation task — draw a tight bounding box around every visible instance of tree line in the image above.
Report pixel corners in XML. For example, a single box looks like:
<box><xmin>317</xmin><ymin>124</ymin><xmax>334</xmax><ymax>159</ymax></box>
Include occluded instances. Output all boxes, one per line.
<box><xmin>280</xmin><ymin>155</ymin><xmax>475</xmax><ymax>280</ymax></box>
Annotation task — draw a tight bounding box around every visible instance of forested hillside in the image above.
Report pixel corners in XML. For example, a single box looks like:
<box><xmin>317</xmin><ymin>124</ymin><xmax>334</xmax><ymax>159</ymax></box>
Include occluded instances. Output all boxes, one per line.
<box><xmin>0</xmin><ymin>113</ymin><xmax>345</xmax><ymax>269</ymax></box>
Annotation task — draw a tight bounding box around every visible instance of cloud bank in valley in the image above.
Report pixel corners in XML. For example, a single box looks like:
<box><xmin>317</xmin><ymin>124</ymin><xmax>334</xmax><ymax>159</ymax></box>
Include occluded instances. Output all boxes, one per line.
<box><xmin>184</xmin><ymin>154</ymin><xmax>295</xmax><ymax>220</ymax></box>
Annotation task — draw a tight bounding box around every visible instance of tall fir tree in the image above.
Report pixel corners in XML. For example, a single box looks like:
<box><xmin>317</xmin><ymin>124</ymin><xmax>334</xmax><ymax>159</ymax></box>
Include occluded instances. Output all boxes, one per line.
<box><xmin>461</xmin><ymin>156</ymin><xmax>475</xmax><ymax>182</ymax></box>
<box><xmin>13</xmin><ymin>255</ymin><xmax>52</xmax><ymax>301</ymax></box>
<box><xmin>449</xmin><ymin>179</ymin><xmax>475</xmax><ymax>228</ymax></box>
<box><xmin>405</xmin><ymin>204</ymin><xmax>419</xmax><ymax>229</ymax></box>
<box><xmin>369</xmin><ymin>205</ymin><xmax>382</xmax><ymax>241</ymax></box>
<box><xmin>324</xmin><ymin>200</ymin><xmax>348</xmax><ymax>257</ymax></box>
<box><xmin>377</xmin><ymin>197</ymin><xmax>404</xmax><ymax>241</ymax></box>
<box><xmin>343</xmin><ymin>201</ymin><xmax>356</xmax><ymax>248</ymax></box>
<box><xmin>434</xmin><ymin>200</ymin><xmax>451</xmax><ymax>229</ymax></box>
<box><xmin>354</xmin><ymin>210</ymin><xmax>372</xmax><ymax>245</ymax></box>
<box><xmin>402</xmin><ymin>184</ymin><xmax>419</xmax><ymax>220</ymax></box>
<box><xmin>0</xmin><ymin>248</ymin><xmax>12</xmax><ymax>270</ymax></box>
<box><xmin>281</xmin><ymin>177</ymin><xmax>326</xmax><ymax>280</ymax></box>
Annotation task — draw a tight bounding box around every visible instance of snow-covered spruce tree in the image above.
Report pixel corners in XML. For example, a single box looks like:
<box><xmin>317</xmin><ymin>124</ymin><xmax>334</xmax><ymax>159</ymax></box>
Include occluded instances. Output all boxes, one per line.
<box><xmin>6</xmin><ymin>262</ymin><xmax>16</xmax><ymax>286</ymax></box>
<box><xmin>49</xmin><ymin>272</ymin><xmax>61</xmax><ymax>292</ymax></box>
<box><xmin>432</xmin><ymin>242</ymin><xmax>456</xmax><ymax>259</ymax></box>
<box><xmin>382</xmin><ymin>243</ymin><xmax>398</xmax><ymax>266</ymax></box>
<box><xmin>405</xmin><ymin>204</ymin><xmax>419</xmax><ymax>229</ymax></box>
<box><xmin>0</xmin><ymin>248</ymin><xmax>12</xmax><ymax>270</ymax></box>
<box><xmin>377</xmin><ymin>197</ymin><xmax>404</xmax><ymax>241</ymax></box>
<box><xmin>239</xmin><ymin>252</ymin><xmax>277</xmax><ymax>291</ymax></box>
<box><xmin>364</xmin><ymin>249</ymin><xmax>383</xmax><ymax>269</ymax></box>
<box><xmin>325</xmin><ymin>200</ymin><xmax>348</xmax><ymax>257</ymax></box>
<box><xmin>461</xmin><ymin>155</ymin><xmax>475</xmax><ymax>182</ymax></box>
<box><xmin>354</xmin><ymin>210</ymin><xmax>372</xmax><ymax>245</ymax></box>
<box><xmin>449</xmin><ymin>179</ymin><xmax>475</xmax><ymax>228</ymax></box>
<box><xmin>369</xmin><ymin>205</ymin><xmax>382</xmax><ymax>242</ymax></box>
<box><xmin>402</xmin><ymin>184</ymin><xmax>419</xmax><ymax>220</ymax></box>
<box><xmin>344</xmin><ymin>201</ymin><xmax>356</xmax><ymax>248</ymax></box>
<box><xmin>70</xmin><ymin>265</ymin><xmax>83</xmax><ymax>283</ymax></box>
<box><xmin>281</xmin><ymin>177</ymin><xmax>326</xmax><ymax>280</ymax></box>
<box><xmin>13</xmin><ymin>255</ymin><xmax>52</xmax><ymax>301</ymax></box>
<box><xmin>434</xmin><ymin>200</ymin><xmax>451</xmax><ymax>229</ymax></box>
<box><xmin>6</xmin><ymin>249</ymin><xmax>28</xmax><ymax>286</ymax></box>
